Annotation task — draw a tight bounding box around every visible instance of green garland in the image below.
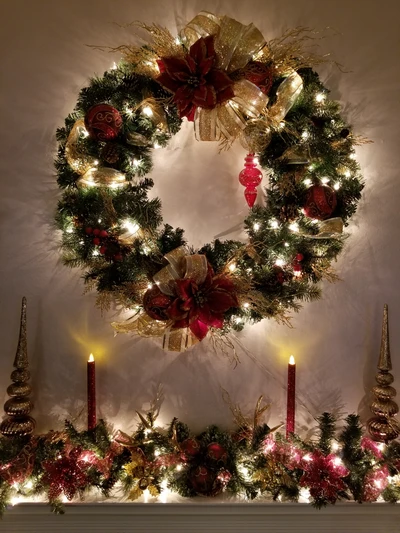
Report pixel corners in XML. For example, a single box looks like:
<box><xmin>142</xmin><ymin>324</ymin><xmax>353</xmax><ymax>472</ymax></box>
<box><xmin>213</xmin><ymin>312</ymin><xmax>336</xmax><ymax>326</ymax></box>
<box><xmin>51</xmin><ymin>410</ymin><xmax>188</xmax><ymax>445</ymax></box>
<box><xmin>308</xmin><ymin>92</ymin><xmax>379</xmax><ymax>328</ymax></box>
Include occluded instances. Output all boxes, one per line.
<box><xmin>1</xmin><ymin>412</ymin><xmax>399</xmax><ymax>514</ymax></box>
<box><xmin>54</xmin><ymin>18</ymin><xmax>364</xmax><ymax>347</ymax></box>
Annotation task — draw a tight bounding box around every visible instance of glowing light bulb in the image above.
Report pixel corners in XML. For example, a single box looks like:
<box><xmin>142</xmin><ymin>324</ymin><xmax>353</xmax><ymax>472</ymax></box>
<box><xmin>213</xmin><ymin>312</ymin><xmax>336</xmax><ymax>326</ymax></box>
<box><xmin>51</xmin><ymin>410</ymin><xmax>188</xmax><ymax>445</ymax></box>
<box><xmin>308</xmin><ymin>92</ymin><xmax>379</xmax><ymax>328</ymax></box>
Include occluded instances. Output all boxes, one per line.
<box><xmin>235</xmin><ymin>317</ymin><xmax>243</xmax><ymax>324</ymax></box>
<box><xmin>289</xmin><ymin>355</ymin><xmax>295</xmax><ymax>365</ymax></box>
<box><xmin>154</xmin><ymin>450</ymin><xmax>160</xmax><ymax>457</ymax></box>
<box><xmin>122</xmin><ymin>219</ymin><xmax>140</xmax><ymax>235</ymax></box>
<box><xmin>333</xmin><ymin>182</ymin><xmax>341</xmax><ymax>190</ymax></box>
<box><xmin>331</xmin><ymin>442</ymin><xmax>340</xmax><ymax>452</ymax></box>
<box><xmin>303</xmin><ymin>454</ymin><xmax>312</xmax><ymax>462</ymax></box>
<box><xmin>284</xmin><ymin>242</ymin><xmax>289</xmax><ymax>247</ymax></box>
<box><xmin>275</xmin><ymin>258</ymin><xmax>285</xmax><ymax>267</ymax></box>
<box><xmin>25</xmin><ymin>480</ymin><xmax>33</xmax><ymax>490</ymax></box>
<box><xmin>147</xmin><ymin>283</ymin><xmax>153</xmax><ymax>290</ymax></box>
<box><xmin>176</xmin><ymin>464</ymin><xmax>182</xmax><ymax>471</ymax></box>
<box><xmin>315</xmin><ymin>92</ymin><xmax>326</xmax><ymax>103</ymax></box>
<box><xmin>350</xmin><ymin>153</ymin><xmax>357</xmax><ymax>160</ymax></box>
<box><xmin>153</xmin><ymin>142</ymin><xmax>161</xmax><ymax>149</ymax></box>
<box><xmin>92</xmin><ymin>250</ymin><xmax>100</xmax><ymax>256</ymax></box>
<box><xmin>142</xmin><ymin>106</ymin><xmax>153</xmax><ymax>117</ymax></box>
<box><xmin>289</xmin><ymin>222</ymin><xmax>299</xmax><ymax>232</ymax></box>
<box><xmin>81</xmin><ymin>128</ymin><xmax>89</xmax><ymax>138</ymax></box>
<box><xmin>66</xmin><ymin>226</ymin><xmax>74</xmax><ymax>233</ymax></box>
<box><xmin>303</xmin><ymin>178</ymin><xmax>312</xmax><ymax>186</ymax></box>
<box><xmin>253</xmin><ymin>222</ymin><xmax>260</xmax><ymax>231</ymax></box>
<box><xmin>301</xmin><ymin>131</ymin><xmax>309</xmax><ymax>140</ymax></box>
<box><xmin>133</xmin><ymin>158</ymin><xmax>140</xmax><ymax>167</ymax></box>
<box><xmin>88</xmin><ymin>353</ymin><xmax>94</xmax><ymax>363</ymax></box>
<box><xmin>229</xmin><ymin>263</ymin><xmax>236</xmax><ymax>272</ymax></box>
<box><xmin>243</xmin><ymin>302</ymin><xmax>249</xmax><ymax>308</ymax></box>
<box><xmin>175</xmin><ymin>37</ymin><xmax>181</xmax><ymax>45</ymax></box>
<box><xmin>333</xmin><ymin>457</ymin><xmax>342</xmax><ymax>466</ymax></box>
<box><xmin>93</xmin><ymin>160</ymin><xmax>99</xmax><ymax>166</ymax></box>
<box><xmin>270</xmin><ymin>220</ymin><xmax>279</xmax><ymax>229</ymax></box>
<box><xmin>321</xmin><ymin>177</ymin><xmax>330</xmax><ymax>185</ymax></box>
<box><xmin>111</xmin><ymin>62</ymin><xmax>118</xmax><ymax>70</ymax></box>
<box><xmin>144</xmin><ymin>428</ymin><xmax>151</xmax><ymax>436</ymax></box>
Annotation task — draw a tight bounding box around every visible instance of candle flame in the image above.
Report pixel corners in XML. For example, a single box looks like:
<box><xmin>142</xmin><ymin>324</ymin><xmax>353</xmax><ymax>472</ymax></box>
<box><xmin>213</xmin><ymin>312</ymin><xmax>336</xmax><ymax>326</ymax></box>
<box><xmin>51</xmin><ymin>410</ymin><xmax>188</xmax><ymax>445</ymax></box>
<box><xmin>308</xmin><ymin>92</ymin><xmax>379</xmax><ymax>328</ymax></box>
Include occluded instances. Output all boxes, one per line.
<box><xmin>289</xmin><ymin>355</ymin><xmax>295</xmax><ymax>365</ymax></box>
<box><xmin>88</xmin><ymin>353</ymin><xmax>95</xmax><ymax>362</ymax></box>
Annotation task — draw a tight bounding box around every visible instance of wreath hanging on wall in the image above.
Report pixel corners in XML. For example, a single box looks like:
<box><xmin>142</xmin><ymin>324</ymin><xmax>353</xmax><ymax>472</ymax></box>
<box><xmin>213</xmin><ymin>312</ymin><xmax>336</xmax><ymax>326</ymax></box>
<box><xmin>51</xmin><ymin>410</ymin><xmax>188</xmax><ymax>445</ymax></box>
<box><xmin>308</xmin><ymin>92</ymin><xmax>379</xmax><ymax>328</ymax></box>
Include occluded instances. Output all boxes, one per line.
<box><xmin>55</xmin><ymin>12</ymin><xmax>364</xmax><ymax>351</ymax></box>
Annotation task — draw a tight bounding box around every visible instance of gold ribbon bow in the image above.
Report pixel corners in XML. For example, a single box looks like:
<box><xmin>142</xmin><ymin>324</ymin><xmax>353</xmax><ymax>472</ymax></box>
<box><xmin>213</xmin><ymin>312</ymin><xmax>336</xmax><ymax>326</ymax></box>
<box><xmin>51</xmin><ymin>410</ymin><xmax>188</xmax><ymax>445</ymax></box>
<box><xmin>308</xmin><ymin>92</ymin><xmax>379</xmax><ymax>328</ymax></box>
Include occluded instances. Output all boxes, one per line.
<box><xmin>112</xmin><ymin>246</ymin><xmax>211</xmax><ymax>351</ymax></box>
<box><xmin>181</xmin><ymin>12</ymin><xmax>303</xmax><ymax>145</ymax></box>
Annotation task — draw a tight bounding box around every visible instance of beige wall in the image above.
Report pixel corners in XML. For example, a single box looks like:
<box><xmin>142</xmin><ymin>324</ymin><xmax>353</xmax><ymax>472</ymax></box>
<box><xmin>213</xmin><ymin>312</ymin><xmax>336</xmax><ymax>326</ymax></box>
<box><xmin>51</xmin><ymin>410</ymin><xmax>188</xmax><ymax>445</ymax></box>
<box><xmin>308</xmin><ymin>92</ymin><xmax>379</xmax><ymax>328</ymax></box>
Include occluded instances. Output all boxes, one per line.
<box><xmin>0</xmin><ymin>0</ymin><xmax>399</xmax><ymax>435</ymax></box>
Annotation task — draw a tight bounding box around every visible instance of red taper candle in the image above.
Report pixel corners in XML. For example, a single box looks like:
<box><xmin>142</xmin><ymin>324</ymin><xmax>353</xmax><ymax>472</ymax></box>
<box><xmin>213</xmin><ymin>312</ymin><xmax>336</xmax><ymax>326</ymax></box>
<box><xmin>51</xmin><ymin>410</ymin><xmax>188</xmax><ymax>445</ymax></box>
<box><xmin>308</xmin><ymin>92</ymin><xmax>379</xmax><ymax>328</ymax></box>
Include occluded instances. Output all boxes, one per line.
<box><xmin>286</xmin><ymin>355</ymin><xmax>296</xmax><ymax>438</ymax></box>
<box><xmin>87</xmin><ymin>353</ymin><xmax>96</xmax><ymax>431</ymax></box>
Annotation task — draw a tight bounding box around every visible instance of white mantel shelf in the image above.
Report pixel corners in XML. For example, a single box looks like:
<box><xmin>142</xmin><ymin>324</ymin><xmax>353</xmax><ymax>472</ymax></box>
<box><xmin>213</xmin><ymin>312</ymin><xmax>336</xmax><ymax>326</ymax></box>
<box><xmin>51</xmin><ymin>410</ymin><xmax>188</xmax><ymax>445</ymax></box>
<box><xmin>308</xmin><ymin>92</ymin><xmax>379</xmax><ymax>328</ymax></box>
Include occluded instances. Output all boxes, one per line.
<box><xmin>3</xmin><ymin>502</ymin><xmax>400</xmax><ymax>533</ymax></box>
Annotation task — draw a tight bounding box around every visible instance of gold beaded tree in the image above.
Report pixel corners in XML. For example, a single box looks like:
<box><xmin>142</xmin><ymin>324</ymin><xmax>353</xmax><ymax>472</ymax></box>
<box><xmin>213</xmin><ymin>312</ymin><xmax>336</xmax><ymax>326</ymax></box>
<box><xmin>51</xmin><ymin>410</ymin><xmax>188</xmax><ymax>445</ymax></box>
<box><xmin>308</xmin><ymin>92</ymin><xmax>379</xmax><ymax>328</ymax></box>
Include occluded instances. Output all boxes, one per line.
<box><xmin>0</xmin><ymin>297</ymin><xmax>35</xmax><ymax>437</ymax></box>
<box><xmin>367</xmin><ymin>304</ymin><xmax>400</xmax><ymax>442</ymax></box>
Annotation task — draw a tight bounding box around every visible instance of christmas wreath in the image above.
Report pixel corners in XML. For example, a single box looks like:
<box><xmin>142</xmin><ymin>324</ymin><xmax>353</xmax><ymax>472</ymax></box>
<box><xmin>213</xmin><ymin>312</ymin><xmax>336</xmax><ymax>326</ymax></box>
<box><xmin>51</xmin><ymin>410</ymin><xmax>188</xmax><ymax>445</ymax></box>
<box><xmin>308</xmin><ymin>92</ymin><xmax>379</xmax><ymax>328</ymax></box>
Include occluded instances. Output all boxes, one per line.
<box><xmin>55</xmin><ymin>12</ymin><xmax>364</xmax><ymax>351</ymax></box>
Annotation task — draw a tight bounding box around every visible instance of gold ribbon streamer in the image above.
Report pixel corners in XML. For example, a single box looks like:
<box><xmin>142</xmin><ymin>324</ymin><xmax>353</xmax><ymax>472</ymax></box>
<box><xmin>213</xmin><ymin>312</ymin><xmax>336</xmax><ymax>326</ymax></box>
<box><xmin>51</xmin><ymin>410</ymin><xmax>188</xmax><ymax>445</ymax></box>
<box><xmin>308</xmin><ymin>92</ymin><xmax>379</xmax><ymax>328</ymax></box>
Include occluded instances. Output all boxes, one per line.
<box><xmin>65</xmin><ymin>119</ymin><xmax>96</xmax><ymax>175</ymax></box>
<box><xmin>76</xmin><ymin>167</ymin><xmax>127</xmax><ymax>188</ymax></box>
<box><xmin>306</xmin><ymin>217</ymin><xmax>344</xmax><ymax>239</ymax></box>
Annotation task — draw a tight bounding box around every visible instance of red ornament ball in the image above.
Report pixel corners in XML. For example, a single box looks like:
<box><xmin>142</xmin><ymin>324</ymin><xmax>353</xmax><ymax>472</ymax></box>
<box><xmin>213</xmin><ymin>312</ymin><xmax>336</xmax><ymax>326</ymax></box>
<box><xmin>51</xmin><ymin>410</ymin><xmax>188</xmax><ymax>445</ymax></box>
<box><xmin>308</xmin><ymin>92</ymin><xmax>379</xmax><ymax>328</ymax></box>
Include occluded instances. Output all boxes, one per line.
<box><xmin>99</xmin><ymin>246</ymin><xmax>107</xmax><ymax>255</ymax></box>
<box><xmin>303</xmin><ymin>184</ymin><xmax>337</xmax><ymax>220</ymax></box>
<box><xmin>207</xmin><ymin>442</ymin><xmax>228</xmax><ymax>463</ymax></box>
<box><xmin>85</xmin><ymin>227</ymin><xmax>93</xmax><ymax>235</ymax></box>
<box><xmin>189</xmin><ymin>465</ymin><xmax>216</xmax><ymax>494</ymax></box>
<box><xmin>180</xmin><ymin>438</ymin><xmax>201</xmax><ymax>458</ymax></box>
<box><xmin>143</xmin><ymin>285</ymin><xmax>173</xmax><ymax>321</ymax></box>
<box><xmin>84</xmin><ymin>104</ymin><xmax>123</xmax><ymax>141</ymax></box>
<box><xmin>99</xmin><ymin>230</ymin><xmax>108</xmax><ymax>238</ymax></box>
<box><xmin>93</xmin><ymin>237</ymin><xmax>100</xmax><ymax>245</ymax></box>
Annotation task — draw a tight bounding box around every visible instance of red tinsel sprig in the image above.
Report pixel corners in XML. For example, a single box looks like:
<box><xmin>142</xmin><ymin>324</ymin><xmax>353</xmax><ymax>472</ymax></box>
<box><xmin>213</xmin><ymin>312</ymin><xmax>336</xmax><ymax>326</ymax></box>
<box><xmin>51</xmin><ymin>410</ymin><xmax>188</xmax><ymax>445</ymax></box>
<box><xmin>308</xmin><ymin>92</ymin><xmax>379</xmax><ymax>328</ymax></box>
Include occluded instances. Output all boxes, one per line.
<box><xmin>42</xmin><ymin>447</ymin><xmax>90</xmax><ymax>501</ymax></box>
<box><xmin>300</xmin><ymin>451</ymin><xmax>349</xmax><ymax>504</ymax></box>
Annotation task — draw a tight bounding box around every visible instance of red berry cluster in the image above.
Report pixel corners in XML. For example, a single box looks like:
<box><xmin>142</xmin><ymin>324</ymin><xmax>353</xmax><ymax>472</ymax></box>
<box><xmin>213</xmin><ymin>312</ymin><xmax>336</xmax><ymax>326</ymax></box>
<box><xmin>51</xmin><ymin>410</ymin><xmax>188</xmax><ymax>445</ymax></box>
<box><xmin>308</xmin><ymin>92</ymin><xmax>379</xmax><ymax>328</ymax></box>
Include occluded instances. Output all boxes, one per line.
<box><xmin>85</xmin><ymin>227</ymin><xmax>123</xmax><ymax>261</ymax></box>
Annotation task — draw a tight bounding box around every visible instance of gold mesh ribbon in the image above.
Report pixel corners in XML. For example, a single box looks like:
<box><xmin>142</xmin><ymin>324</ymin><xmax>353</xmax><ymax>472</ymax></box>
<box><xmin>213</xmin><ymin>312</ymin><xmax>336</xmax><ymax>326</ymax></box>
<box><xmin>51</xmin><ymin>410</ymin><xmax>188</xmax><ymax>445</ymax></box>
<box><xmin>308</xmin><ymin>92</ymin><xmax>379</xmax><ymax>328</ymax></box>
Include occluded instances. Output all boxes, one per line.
<box><xmin>112</xmin><ymin>247</ymin><xmax>209</xmax><ymax>351</ymax></box>
<box><xmin>65</xmin><ymin>119</ymin><xmax>96</xmax><ymax>174</ymax></box>
<box><xmin>268</xmin><ymin>70</ymin><xmax>303</xmax><ymax>123</ymax></box>
<box><xmin>76</xmin><ymin>167</ymin><xmax>127</xmax><ymax>188</ymax></box>
<box><xmin>307</xmin><ymin>217</ymin><xmax>344</xmax><ymax>239</ymax></box>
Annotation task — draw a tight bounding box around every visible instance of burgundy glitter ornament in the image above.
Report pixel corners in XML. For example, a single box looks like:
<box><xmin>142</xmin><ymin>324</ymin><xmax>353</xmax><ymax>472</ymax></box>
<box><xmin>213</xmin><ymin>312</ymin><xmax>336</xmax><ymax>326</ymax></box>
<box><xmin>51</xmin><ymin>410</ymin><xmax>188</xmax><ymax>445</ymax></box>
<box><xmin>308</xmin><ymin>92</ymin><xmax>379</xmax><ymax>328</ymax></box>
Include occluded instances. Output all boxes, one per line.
<box><xmin>239</xmin><ymin>153</ymin><xmax>263</xmax><ymax>207</ymax></box>
<box><xmin>303</xmin><ymin>184</ymin><xmax>337</xmax><ymax>220</ymax></box>
<box><xmin>180</xmin><ymin>438</ymin><xmax>201</xmax><ymax>458</ymax></box>
<box><xmin>207</xmin><ymin>442</ymin><xmax>228</xmax><ymax>463</ymax></box>
<box><xmin>189</xmin><ymin>465</ymin><xmax>216</xmax><ymax>494</ymax></box>
<box><xmin>84</xmin><ymin>104</ymin><xmax>123</xmax><ymax>141</ymax></box>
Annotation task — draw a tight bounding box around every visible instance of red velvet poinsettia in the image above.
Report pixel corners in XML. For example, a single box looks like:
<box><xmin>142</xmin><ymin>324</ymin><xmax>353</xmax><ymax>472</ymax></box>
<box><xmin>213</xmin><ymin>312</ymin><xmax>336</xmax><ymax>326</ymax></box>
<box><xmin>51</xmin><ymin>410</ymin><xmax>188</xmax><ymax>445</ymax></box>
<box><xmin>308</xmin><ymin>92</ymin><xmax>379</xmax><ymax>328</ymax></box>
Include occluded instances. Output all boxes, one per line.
<box><xmin>143</xmin><ymin>265</ymin><xmax>238</xmax><ymax>340</ymax></box>
<box><xmin>157</xmin><ymin>35</ymin><xmax>234</xmax><ymax>121</ymax></box>
<box><xmin>300</xmin><ymin>451</ymin><xmax>349</xmax><ymax>504</ymax></box>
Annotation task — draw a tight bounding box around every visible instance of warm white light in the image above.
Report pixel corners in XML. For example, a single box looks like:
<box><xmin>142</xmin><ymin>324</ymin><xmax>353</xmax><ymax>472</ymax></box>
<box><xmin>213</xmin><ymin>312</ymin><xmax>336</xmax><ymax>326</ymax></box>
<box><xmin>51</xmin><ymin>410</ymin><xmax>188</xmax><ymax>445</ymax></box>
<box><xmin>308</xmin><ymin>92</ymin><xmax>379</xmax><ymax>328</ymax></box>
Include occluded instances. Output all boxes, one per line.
<box><xmin>176</xmin><ymin>464</ymin><xmax>182</xmax><ymax>471</ymax></box>
<box><xmin>93</xmin><ymin>160</ymin><xmax>99</xmax><ymax>166</ymax></box>
<box><xmin>270</xmin><ymin>220</ymin><xmax>279</xmax><ymax>229</ymax></box>
<box><xmin>243</xmin><ymin>302</ymin><xmax>250</xmax><ymax>308</ymax></box>
<box><xmin>253</xmin><ymin>157</ymin><xmax>259</xmax><ymax>165</ymax></box>
<box><xmin>79</xmin><ymin>240</ymin><xmax>84</xmax><ymax>245</ymax></box>
<box><xmin>229</xmin><ymin>263</ymin><xmax>236</xmax><ymax>272</ymax></box>
<box><xmin>350</xmin><ymin>153</ymin><xmax>357</xmax><ymax>160</ymax></box>
<box><xmin>154</xmin><ymin>450</ymin><xmax>160</xmax><ymax>457</ymax></box>
<box><xmin>122</xmin><ymin>219</ymin><xmax>140</xmax><ymax>235</ymax></box>
<box><xmin>331</xmin><ymin>442</ymin><xmax>340</xmax><ymax>452</ymax></box>
<box><xmin>235</xmin><ymin>317</ymin><xmax>243</xmax><ymax>324</ymax></box>
<box><xmin>133</xmin><ymin>158</ymin><xmax>140</xmax><ymax>167</ymax></box>
<box><xmin>377</xmin><ymin>443</ymin><xmax>386</xmax><ymax>451</ymax></box>
<box><xmin>293</xmin><ymin>270</ymin><xmax>302</xmax><ymax>278</ymax></box>
<box><xmin>92</xmin><ymin>250</ymin><xmax>100</xmax><ymax>256</ymax></box>
<box><xmin>284</xmin><ymin>242</ymin><xmax>289</xmax><ymax>247</ymax></box>
<box><xmin>10</xmin><ymin>497</ymin><xmax>23</xmax><ymax>506</ymax></box>
<box><xmin>275</xmin><ymin>258</ymin><xmax>285</xmax><ymax>267</ymax></box>
<box><xmin>175</xmin><ymin>37</ymin><xmax>181</xmax><ymax>45</ymax></box>
<box><xmin>303</xmin><ymin>454</ymin><xmax>312</xmax><ymax>462</ymax></box>
<box><xmin>253</xmin><ymin>222</ymin><xmax>260</xmax><ymax>231</ymax></box>
<box><xmin>111</xmin><ymin>62</ymin><xmax>118</xmax><ymax>70</ymax></box>
<box><xmin>289</xmin><ymin>222</ymin><xmax>299</xmax><ymax>232</ymax></box>
<box><xmin>303</xmin><ymin>178</ymin><xmax>312</xmax><ymax>186</ymax></box>
<box><xmin>142</xmin><ymin>106</ymin><xmax>153</xmax><ymax>117</ymax></box>
<box><xmin>25</xmin><ymin>480</ymin><xmax>33</xmax><ymax>490</ymax></box>
<box><xmin>333</xmin><ymin>456</ymin><xmax>343</xmax><ymax>467</ymax></box>
<box><xmin>321</xmin><ymin>177</ymin><xmax>330</xmax><ymax>185</ymax></box>
<box><xmin>278</xmin><ymin>121</ymin><xmax>285</xmax><ymax>130</ymax></box>
<box><xmin>301</xmin><ymin>130</ymin><xmax>309</xmax><ymax>140</ymax></box>
<box><xmin>66</xmin><ymin>226</ymin><xmax>74</xmax><ymax>233</ymax></box>
<box><xmin>88</xmin><ymin>353</ymin><xmax>94</xmax><ymax>363</ymax></box>
<box><xmin>81</xmin><ymin>128</ymin><xmax>89</xmax><ymax>138</ymax></box>
<box><xmin>308</xmin><ymin>164</ymin><xmax>314</xmax><ymax>171</ymax></box>
<box><xmin>374</xmin><ymin>479</ymin><xmax>382</xmax><ymax>489</ymax></box>
<box><xmin>344</xmin><ymin>170</ymin><xmax>351</xmax><ymax>177</ymax></box>
<box><xmin>125</xmin><ymin>107</ymin><xmax>133</xmax><ymax>116</ymax></box>
<box><xmin>98</xmin><ymin>218</ymin><xmax>102</xmax><ymax>223</ymax></box>
<box><xmin>147</xmin><ymin>283</ymin><xmax>153</xmax><ymax>289</ymax></box>
<box><xmin>311</xmin><ymin>219</ymin><xmax>319</xmax><ymax>224</ymax></box>
<box><xmin>153</xmin><ymin>142</ymin><xmax>161</xmax><ymax>149</ymax></box>
<box><xmin>144</xmin><ymin>428</ymin><xmax>151</xmax><ymax>436</ymax></box>
<box><xmin>315</xmin><ymin>92</ymin><xmax>326</xmax><ymax>103</ymax></box>
<box><xmin>289</xmin><ymin>355</ymin><xmax>295</xmax><ymax>365</ymax></box>
<box><xmin>333</xmin><ymin>182</ymin><xmax>341</xmax><ymax>190</ymax></box>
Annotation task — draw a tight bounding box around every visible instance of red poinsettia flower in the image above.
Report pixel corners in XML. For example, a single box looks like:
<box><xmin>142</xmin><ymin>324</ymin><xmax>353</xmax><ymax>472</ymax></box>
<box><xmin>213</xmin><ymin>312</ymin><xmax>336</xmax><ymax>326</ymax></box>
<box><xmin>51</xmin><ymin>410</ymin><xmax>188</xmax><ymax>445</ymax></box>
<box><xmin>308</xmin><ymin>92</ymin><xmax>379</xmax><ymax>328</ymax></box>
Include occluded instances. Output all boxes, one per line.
<box><xmin>42</xmin><ymin>447</ymin><xmax>90</xmax><ymax>501</ymax></box>
<box><xmin>300</xmin><ymin>451</ymin><xmax>349</xmax><ymax>504</ymax></box>
<box><xmin>157</xmin><ymin>35</ymin><xmax>234</xmax><ymax>121</ymax></box>
<box><xmin>143</xmin><ymin>265</ymin><xmax>238</xmax><ymax>341</ymax></box>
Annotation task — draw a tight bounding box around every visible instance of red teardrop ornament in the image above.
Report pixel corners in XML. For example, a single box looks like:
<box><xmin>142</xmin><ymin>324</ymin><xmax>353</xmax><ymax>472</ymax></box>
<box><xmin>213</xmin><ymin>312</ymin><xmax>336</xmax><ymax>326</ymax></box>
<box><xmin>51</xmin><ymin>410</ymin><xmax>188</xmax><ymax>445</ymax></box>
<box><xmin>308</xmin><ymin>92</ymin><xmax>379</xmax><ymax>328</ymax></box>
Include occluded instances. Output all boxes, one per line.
<box><xmin>239</xmin><ymin>153</ymin><xmax>263</xmax><ymax>207</ymax></box>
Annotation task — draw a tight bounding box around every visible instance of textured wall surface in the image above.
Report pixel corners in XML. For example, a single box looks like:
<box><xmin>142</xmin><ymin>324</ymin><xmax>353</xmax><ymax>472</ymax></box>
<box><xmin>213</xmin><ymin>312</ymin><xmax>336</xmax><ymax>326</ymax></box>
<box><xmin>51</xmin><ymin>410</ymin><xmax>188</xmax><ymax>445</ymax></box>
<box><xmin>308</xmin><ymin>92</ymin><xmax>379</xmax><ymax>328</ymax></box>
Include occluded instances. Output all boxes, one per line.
<box><xmin>0</xmin><ymin>0</ymin><xmax>399</xmax><ymax>435</ymax></box>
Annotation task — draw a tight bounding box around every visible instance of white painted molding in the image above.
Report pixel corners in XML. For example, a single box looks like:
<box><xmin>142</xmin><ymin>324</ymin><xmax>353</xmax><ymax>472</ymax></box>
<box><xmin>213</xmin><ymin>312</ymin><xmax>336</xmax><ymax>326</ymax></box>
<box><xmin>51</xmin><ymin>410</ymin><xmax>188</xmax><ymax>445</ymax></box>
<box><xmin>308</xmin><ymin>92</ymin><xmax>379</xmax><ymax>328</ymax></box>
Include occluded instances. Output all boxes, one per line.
<box><xmin>4</xmin><ymin>502</ymin><xmax>400</xmax><ymax>533</ymax></box>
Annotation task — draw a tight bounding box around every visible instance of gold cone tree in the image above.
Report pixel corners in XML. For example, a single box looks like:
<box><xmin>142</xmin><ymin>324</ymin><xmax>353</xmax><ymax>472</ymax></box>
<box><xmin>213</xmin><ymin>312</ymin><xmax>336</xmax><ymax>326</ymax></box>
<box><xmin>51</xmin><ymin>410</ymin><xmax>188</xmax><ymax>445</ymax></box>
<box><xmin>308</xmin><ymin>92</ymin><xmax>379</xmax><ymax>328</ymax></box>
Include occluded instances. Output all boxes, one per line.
<box><xmin>0</xmin><ymin>297</ymin><xmax>35</xmax><ymax>437</ymax></box>
<box><xmin>367</xmin><ymin>304</ymin><xmax>400</xmax><ymax>442</ymax></box>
